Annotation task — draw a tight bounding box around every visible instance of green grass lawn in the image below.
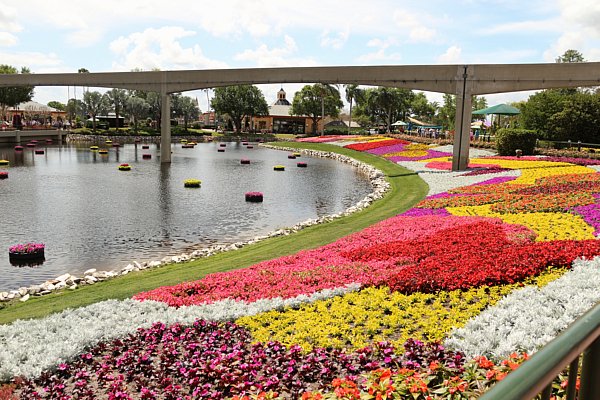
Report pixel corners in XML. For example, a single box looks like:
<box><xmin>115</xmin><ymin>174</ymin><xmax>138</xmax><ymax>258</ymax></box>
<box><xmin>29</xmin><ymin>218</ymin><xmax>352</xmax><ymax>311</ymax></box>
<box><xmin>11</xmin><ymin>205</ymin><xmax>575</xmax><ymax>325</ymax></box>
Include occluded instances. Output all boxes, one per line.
<box><xmin>0</xmin><ymin>142</ymin><xmax>428</xmax><ymax>325</ymax></box>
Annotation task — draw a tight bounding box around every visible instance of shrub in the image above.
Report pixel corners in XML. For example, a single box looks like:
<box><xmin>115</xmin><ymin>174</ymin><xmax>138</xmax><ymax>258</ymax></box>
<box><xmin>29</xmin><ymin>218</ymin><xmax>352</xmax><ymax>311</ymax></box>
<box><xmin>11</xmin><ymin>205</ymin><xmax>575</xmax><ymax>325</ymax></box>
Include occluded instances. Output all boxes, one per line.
<box><xmin>495</xmin><ymin>128</ymin><xmax>537</xmax><ymax>156</ymax></box>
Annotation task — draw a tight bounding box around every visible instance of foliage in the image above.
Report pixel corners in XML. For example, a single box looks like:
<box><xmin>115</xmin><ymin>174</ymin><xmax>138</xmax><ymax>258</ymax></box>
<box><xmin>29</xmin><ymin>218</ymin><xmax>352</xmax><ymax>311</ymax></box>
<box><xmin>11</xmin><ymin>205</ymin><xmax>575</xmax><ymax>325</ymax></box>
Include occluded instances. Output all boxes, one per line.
<box><xmin>546</xmin><ymin>92</ymin><xmax>600</xmax><ymax>143</ymax></box>
<box><xmin>0</xmin><ymin>65</ymin><xmax>34</xmax><ymax>115</ymax></box>
<box><xmin>46</xmin><ymin>101</ymin><xmax>65</xmax><ymax>111</ymax></box>
<box><xmin>125</xmin><ymin>96</ymin><xmax>149</xmax><ymax>134</ymax></box>
<box><xmin>105</xmin><ymin>88</ymin><xmax>128</xmax><ymax>128</ymax></box>
<box><xmin>555</xmin><ymin>49</ymin><xmax>585</xmax><ymax>63</ymax></box>
<box><xmin>354</xmin><ymin>87</ymin><xmax>414</xmax><ymax>132</ymax></box>
<box><xmin>290</xmin><ymin>84</ymin><xmax>343</xmax><ymax>135</ymax></box>
<box><xmin>82</xmin><ymin>91</ymin><xmax>109</xmax><ymax>132</ymax></box>
<box><xmin>211</xmin><ymin>85</ymin><xmax>268</xmax><ymax>133</ymax></box>
<box><xmin>172</xmin><ymin>94</ymin><xmax>200</xmax><ymax>131</ymax></box>
<box><xmin>495</xmin><ymin>128</ymin><xmax>538</xmax><ymax>155</ymax></box>
<box><xmin>344</xmin><ymin>84</ymin><xmax>363</xmax><ymax>134</ymax></box>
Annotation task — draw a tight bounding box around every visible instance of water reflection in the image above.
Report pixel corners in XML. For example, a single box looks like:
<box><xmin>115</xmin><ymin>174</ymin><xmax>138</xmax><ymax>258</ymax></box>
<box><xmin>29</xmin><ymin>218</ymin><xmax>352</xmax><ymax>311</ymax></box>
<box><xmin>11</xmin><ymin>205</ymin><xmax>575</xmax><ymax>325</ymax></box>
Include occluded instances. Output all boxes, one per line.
<box><xmin>0</xmin><ymin>142</ymin><xmax>372</xmax><ymax>290</ymax></box>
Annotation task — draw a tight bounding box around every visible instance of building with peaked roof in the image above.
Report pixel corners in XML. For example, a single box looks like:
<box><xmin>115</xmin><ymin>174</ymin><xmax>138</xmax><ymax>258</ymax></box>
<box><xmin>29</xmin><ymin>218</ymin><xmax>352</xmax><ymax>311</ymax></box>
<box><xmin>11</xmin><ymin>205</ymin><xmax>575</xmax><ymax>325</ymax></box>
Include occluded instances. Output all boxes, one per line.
<box><xmin>251</xmin><ymin>88</ymin><xmax>314</xmax><ymax>134</ymax></box>
<box><xmin>4</xmin><ymin>101</ymin><xmax>67</xmax><ymax>125</ymax></box>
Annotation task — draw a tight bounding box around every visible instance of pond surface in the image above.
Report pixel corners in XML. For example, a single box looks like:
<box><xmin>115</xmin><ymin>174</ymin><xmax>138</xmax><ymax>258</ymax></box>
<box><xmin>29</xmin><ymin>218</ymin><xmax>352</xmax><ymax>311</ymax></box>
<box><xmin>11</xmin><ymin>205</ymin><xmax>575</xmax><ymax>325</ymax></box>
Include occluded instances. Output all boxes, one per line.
<box><xmin>0</xmin><ymin>141</ymin><xmax>372</xmax><ymax>291</ymax></box>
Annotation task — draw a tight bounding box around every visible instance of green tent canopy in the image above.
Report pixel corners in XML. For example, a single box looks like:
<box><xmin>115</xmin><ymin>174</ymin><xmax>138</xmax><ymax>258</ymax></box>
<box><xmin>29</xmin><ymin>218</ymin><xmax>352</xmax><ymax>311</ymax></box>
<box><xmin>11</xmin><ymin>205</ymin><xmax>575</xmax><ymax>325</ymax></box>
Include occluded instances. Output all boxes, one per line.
<box><xmin>472</xmin><ymin>103</ymin><xmax>521</xmax><ymax>115</ymax></box>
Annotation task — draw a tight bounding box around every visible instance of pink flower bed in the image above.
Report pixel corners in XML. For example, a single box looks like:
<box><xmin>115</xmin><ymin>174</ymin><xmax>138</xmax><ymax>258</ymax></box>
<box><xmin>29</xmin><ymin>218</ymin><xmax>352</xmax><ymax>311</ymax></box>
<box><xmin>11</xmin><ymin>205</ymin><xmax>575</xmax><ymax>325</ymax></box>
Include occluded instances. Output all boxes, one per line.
<box><xmin>387</xmin><ymin>150</ymin><xmax>452</xmax><ymax>162</ymax></box>
<box><xmin>296</xmin><ymin>135</ymin><xmax>353</xmax><ymax>143</ymax></box>
<box><xmin>344</xmin><ymin>139</ymin><xmax>408</xmax><ymax>151</ymax></box>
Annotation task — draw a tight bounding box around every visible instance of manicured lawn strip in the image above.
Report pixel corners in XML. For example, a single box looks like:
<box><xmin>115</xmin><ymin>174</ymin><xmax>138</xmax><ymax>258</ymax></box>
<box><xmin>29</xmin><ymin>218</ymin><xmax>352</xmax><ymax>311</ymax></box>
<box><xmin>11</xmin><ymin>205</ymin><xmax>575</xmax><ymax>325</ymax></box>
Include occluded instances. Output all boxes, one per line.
<box><xmin>0</xmin><ymin>142</ymin><xmax>429</xmax><ymax>324</ymax></box>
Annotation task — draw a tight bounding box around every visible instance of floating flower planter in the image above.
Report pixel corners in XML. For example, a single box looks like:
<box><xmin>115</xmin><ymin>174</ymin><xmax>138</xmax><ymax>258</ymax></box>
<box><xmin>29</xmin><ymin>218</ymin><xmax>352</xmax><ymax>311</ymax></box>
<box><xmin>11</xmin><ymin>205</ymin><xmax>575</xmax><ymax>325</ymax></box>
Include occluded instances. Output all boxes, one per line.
<box><xmin>293</xmin><ymin>152</ymin><xmax>301</xmax><ymax>157</ymax></box>
<box><xmin>26</xmin><ymin>143</ymin><xmax>36</xmax><ymax>147</ymax></box>
<box><xmin>287</xmin><ymin>154</ymin><xmax>296</xmax><ymax>159</ymax></box>
<box><xmin>30</xmin><ymin>140</ymin><xmax>38</xmax><ymax>144</ymax></box>
<box><xmin>217</xmin><ymin>149</ymin><xmax>225</xmax><ymax>152</ymax></box>
<box><xmin>182</xmin><ymin>144</ymin><xmax>194</xmax><ymax>148</ymax></box>
<box><xmin>9</xmin><ymin>242</ymin><xmax>45</xmax><ymax>262</ymax></box>
<box><xmin>134</xmin><ymin>138</ymin><xmax>141</xmax><ymax>143</ymax></box>
<box><xmin>184</xmin><ymin>179</ymin><xmax>201</xmax><ymax>188</ymax></box>
<box><xmin>273</xmin><ymin>165</ymin><xmax>285</xmax><ymax>171</ymax></box>
<box><xmin>14</xmin><ymin>145</ymin><xmax>23</xmax><ymax>151</ymax></box>
<box><xmin>0</xmin><ymin>171</ymin><xmax>7</xmax><ymax>179</ymax></box>
<box><xmin>98</xmin><ymin>149</ymin><xmax>108</xmax><ymax>155</ymax></box>
<box><xmin>180</xmin><ymin>139</ymin><xmax>188</xmax><ymax>143</ymax></box>
<box><xmin>297</xmin><ymin>162</ymin><xmax>308</xmax><ymax>168</ymax></box>
<box><xmin>242</xmin><ymin>142</ymin><xmax>248</xmax><ymax>145</ymax></box>
<box><xmin>105</xmin><ymin>140</ymin><xmax>112</xmax><ymax>144</ymax></box>
<box><xmin>219</xmin><ymin>143</ymin><xmax>226</xmax><ymax>147</ymax></box>
<box><xmin>246</xmin><ymin>145</ymin><xmax>254</xmax><ymax>149</ymax></box>
<box><xmin>45</xmin><ymin>139</ymin><xmax>53</xmax><ymax>143</ymax></box>
<box><xmin>141</xmin><ymin>145</ymin><xmax>150</xmax><ymax>149</ymax></box>
<box><xmin>35</xmin><ymin>150</ymin><xmax>44</xmax><ymax>155</ymax></box>
<box><xmin>245</xmin><ymin>191</ymin><xmax>263</xmax><ymax>202</ymax></box>
<box><xmin>112</xmin><ymin>143</ymin><xmax>120</xmax><ymax>147</ymax></box>
<box><xmin>240</xmin><ymin>158</ymin><xmax>251</xmax><ymax>164</ymax></box>
<box><xmin>118</xmin><ymin>163</ymin><xmax>131</xmax><ymax>171</ymax></box>
<box><xmin>90</xmin><ymin>146</ymin><xmax>99</xmax><ymax>151</ymax></box>
<box><xmin>0</xmin><ymin>160</ymin><xmax>8</xmax><ymax>166</ymax></box>
<box><xmin>142</xmin><ymin>154</ymin><xmax>152</xmax><ymax>159</ymax></box>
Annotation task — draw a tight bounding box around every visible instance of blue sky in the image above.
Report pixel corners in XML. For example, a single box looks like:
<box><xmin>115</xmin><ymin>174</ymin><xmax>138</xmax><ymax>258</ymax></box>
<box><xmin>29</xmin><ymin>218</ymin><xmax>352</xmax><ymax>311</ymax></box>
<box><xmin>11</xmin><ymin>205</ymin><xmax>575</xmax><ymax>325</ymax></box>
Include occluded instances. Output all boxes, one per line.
<box><xmin>1</xmin><ymin>0</ymin><xmax>599</xmax><ymax>112</ymax></box>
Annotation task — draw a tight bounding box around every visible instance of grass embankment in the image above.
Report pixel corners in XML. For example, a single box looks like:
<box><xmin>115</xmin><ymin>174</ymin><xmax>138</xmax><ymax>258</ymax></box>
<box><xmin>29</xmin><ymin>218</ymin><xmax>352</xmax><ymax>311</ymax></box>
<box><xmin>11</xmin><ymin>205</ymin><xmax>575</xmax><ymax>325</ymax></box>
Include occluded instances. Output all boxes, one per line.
<box><xmin>0</xmin><ymin>142</ymin><xmax>428</xmax><ymax>325</ymax></box>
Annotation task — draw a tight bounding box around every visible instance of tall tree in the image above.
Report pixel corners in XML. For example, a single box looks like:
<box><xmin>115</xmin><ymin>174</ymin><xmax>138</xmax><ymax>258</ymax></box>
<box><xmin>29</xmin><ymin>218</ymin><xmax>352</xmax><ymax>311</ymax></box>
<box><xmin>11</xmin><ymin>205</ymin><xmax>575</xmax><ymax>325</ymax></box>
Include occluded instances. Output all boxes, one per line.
<box><xmin>519</xmin><ymin>89</ymin><xmax>571</xmax><ymax>138</ymax></box>
<box><xmin>106</xmin><ymin>88</ymin><xmax>128</xmax><ymax>129</ymax></box>
<box><xmin>344</xmin><ymin>84</ymin><xmax>363</xmax><ymax>135</ymax></box>
<box><xmin>435</xmin><ymin>94</ymin><xmax>456</xmax><ymax>130</ymax></box>
<box><xmin>126</xmin><ymin>96</ymin><xmax>149</xmax><ymax>134</ymax></box>
<box><xmin>0</xmin><ymin>65</ymin><xmax>34</xmax><ymax>120</ymax></box>
<box><xmin>290</xmin><ymin>84</ymin><xmax>343</xmax><ymax>135</ymax></box>
<box><xmin>211</xmin><ymin>85</ymin><xmax>268</xmax><ymax>133</ymax></box>
<box><xmin>471</xmin><ymin>96</ymin><xmax>488</xmax><ymax>121</ymax></box>
<box><xmin>315</xmin><ymin>83</ymin><xmax>339</xmax><ymax>135</ymax></box>
<box><xmin>355</xmin><ymin>87</ymin><xmax>414</xmax><ymax>132</ymax></box>
<box><xmin>555</xmin><ymin>49</ymin><xmax>585</xmax><ymax>63</ymax></box>
<box><xmin>410</xmin><ymin>92</ymin><xmax>437</xmax><ymax>121</ymax></box>
<box><xmin>176</xmin><ymin>96</ymin><xmax>200</xmax><ymax>131</ymax></box>
<box><xmin>83</xmin><ymin>91</ymin><xmax>108</xmax><ymax>132</ymax></box>
<box><xmin>65</xmin><ymin>98</ymin><xmax>84</xmax><ymax>125</ymax></box>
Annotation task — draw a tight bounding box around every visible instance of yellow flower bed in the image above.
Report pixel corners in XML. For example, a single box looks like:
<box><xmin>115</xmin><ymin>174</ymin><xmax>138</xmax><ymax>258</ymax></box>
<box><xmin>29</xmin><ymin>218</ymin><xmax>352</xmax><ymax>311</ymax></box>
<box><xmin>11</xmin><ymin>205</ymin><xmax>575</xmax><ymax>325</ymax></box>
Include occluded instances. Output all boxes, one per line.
<box><xmin>384</xmin><ymin>150</ymin><xmax>429</xmax><ymax>158</ymax></box>
<box><xmin>447</xmin><ymin>204</ymin><xmax>595</xmax><ymax>241</ymax></box>
<box><xmin>236</xmin><ymin>269</ymin><xmax>565</xmax><ymax>352</ymax></box>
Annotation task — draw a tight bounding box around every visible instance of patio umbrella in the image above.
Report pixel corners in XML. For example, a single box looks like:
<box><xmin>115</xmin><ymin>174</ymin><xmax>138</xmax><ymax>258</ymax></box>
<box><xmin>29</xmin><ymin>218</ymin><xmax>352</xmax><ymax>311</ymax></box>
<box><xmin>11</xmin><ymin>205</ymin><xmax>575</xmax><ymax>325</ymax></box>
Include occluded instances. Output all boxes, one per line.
<box><xmin>472</xmin><ymin>103</ymin><xmax>520</xmax><ymax>131</ymax></box>
<box><xmin>472</xmin><ymin>103</ymin><xmax>521</xmax><ymax>116</ymax></box>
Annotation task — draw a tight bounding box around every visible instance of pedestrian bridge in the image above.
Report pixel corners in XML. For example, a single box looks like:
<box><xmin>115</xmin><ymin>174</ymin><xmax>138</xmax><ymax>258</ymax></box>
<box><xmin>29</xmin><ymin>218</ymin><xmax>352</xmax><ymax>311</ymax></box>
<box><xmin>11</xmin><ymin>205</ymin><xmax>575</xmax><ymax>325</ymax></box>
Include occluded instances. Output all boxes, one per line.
<box><xmin>1</xmin><ymin>62</ymin><xmax>599</xmax><ymax>169</ymax></box>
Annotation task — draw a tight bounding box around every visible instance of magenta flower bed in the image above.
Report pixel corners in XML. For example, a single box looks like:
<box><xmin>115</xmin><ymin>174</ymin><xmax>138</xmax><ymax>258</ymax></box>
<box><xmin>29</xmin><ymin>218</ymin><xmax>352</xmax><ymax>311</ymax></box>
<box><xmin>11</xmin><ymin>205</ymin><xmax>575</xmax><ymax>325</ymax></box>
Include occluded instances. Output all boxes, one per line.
<box><xmin>245</xmin><ymin>191</ymin><xmax>264</xmax><ymax>202</ymax></box>
<box><xmin>572</xmin><ymin>203</ymin><xmax>600</xmax><ymax>237</ymax></box>
<box><xmin>365</xmin><ymin>143</ymin><xmax>409</xmax><ymax>155</ymax></box>
<box><xmin>387</xmin><ymin>150</ymin><xmax>452</xmax><ymax>162</ymax></box>
<box><xmin>15</xmin><ymin>320</ymin><xmax>464</xmax><ymax>399</ymax></box>
<box><xmin>240</xmin><ymin>158</ymin><xmax>251</xmax><ymax>164</ymax></box>
<box><xmin>0</xmin><ymin>171</ymin><xmax>7</xmax><ymax>179</ymax></box>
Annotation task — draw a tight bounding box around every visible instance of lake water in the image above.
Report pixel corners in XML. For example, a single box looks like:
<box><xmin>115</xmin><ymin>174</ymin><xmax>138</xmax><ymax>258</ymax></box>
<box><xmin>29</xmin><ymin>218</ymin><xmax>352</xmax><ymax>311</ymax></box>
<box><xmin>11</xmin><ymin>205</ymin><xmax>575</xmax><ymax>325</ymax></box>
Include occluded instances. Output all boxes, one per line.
<box><xmin>0</xmin><ymin>141</ymin><xmax>372</xmax><ymax>291</ymax></box>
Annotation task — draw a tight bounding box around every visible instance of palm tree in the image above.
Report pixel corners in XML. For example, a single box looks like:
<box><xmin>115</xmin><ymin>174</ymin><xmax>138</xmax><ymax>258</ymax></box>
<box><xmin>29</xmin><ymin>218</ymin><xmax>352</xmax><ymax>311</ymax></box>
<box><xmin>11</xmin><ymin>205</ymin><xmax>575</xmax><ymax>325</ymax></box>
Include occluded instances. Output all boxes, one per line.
<box><xmin>83</xmin><ymin>91</ymin><xmax>108</xmax><ymax>132</ymax></box>
<box><xmin>106</xmin><ymin>89</ymin><xmax>128</xmax><ymax>130</ymax></box>
<box><xmin>126</xmin><ymin>96</ymin><xmax>149</xmax><ymax>135</ymax></box>
<box><xmin>315</xmin><ymin>83</ymin><xmax>339</xmax><ymax>135</ymax></box>
<box><xmin>344</xmin><ymin>84</ymin><xmax>363</xmax><ymax>135</ymax></box>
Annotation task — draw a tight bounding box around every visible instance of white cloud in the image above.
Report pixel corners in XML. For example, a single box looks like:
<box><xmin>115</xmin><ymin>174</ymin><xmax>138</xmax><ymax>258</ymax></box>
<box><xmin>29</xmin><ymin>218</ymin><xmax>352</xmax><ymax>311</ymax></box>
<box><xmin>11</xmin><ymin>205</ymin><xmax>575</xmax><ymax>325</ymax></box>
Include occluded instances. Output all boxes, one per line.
<box><xmin>437</xmin><ymin>46</ymin><xmax>462</xmax><ymax>64</ymax></box>
<box><xmin>234</xmin><ymin>35</ymin><xmax>318</xmax><ymax>67</ymax></box>
<box><xmin>320</xmin><ymin>29</ymin><xmax>350</xmax><ymax>49</ymax></box>
<box><xmin>0</xmin><ymin>5</ymin><xmax>22</xmax><ymax>33</ymax></box>
<box><xmin>108</xmin><ymin>27</ymin><xmax>228</xmax><ymax>71</ymax></box>
<box><xmin>0</xmin><ymin>32</ymin><xmax>18</xmax><ymax>47</ymax></box>
<box><xmin>480</xmin><ymin>19</ymin><xmax>560</xmax><ymax>35</ymax></box>
<box><xmin>542</xmin><ymin>31</ymin><xmax>586</xmax><ymax>62</ymax></box>
<box><xmin>356</xmin><ymin>37</ymin><xmax>402</xmax><ymax>63</ymax></box>
<box><xmin>392</xmin><ymin>8</ymin><xmax>440</xmax><ymax>43</ymax></box>
<box><xmin>0</xmin><ymin>51</ymin><xmax>63</xmax><ymax>69</ymax></box>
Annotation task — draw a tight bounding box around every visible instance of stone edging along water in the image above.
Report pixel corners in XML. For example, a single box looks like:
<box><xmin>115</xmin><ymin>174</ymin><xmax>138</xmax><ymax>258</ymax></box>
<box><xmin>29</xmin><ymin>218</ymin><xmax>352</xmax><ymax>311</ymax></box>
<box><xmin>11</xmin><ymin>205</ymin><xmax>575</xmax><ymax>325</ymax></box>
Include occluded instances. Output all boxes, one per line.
<box><xmin>0</xmin><ymin>144</ymin><xmax>390</xmax><ymax>303</ymax></box>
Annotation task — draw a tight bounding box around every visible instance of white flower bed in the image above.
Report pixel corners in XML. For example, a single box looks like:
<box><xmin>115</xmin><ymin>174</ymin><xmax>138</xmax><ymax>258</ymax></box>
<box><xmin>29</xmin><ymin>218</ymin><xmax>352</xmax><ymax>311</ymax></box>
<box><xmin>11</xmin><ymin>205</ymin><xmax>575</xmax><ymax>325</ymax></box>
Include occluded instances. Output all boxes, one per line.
<box><xmin>395</xmin><ymin>160</ymin><xmax>521</xmax><ymax>195</ymax></box>
<box><xmin>0</xmin><ymin>284</ymin><xmax>360</xmax><ymax>381</ymax></box>
<box><xmin>445</xmin><ymin>257</ymin><xmax>600</xmax><ymax>360</ymax></box>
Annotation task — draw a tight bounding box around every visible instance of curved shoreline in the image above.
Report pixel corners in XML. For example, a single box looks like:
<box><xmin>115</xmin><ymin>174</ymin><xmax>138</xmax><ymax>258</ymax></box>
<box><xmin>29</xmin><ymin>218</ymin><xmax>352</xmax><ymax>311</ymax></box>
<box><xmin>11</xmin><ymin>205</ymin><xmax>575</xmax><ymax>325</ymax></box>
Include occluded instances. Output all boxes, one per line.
<box><xmin>0</xmin><ymin>144</ymin><xmax>389</xmax><ymax>303</ymax></box>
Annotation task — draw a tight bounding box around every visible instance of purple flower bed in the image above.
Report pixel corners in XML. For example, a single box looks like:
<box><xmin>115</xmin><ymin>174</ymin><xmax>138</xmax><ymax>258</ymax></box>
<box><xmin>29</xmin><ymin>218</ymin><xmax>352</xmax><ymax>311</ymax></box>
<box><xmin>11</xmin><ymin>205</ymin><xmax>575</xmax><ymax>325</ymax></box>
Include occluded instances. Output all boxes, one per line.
<box><xmin>366</xmin><ymin>143</ymin><xmax>409</xmax><ymax>155</ymax></box>
<box><xmin>472</xmin><ymin>176</ymin><xmax>517</xmax><ymax>186</ymax></box>
<box><xmin>461</xmin><ymin>167</ymin><xmax>511</xmax><ymax>176</ymax></box>
<box><xmin>537</xmin><ymin>156</ymin><xmax>600</xmax><ymax>166</ymax></box>
<box><xmin>13</xmin><ymin>320</ymin><xmax>465</xmax><ymax>399</ymax></box>
<box><xmin>572</xmin><ymin>203</ymin><xmax>600</xmax><ymax>237</ymax></box>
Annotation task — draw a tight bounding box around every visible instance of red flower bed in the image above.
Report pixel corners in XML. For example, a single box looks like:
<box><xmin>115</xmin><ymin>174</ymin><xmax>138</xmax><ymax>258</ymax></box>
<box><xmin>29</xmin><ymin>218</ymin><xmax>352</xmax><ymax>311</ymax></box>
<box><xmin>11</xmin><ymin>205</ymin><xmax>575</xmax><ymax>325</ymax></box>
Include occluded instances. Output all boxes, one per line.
<box><xmin>131</xmin><ymin>215</ymin><xmax>600</xmax><ymax>307</ymax></box>
<box><xmin>344</xmin><ymin>139</ymin><xmax>409</xmax><ymax>152</ymax></box>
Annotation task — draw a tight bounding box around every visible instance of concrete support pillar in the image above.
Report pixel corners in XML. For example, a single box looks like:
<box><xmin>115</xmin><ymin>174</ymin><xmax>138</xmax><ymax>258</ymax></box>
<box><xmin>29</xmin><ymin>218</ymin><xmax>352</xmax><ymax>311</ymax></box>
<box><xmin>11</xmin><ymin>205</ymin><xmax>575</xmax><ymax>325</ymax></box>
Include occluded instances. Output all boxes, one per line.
<box><xmin>15</xmin><ymin>131</ymin><xmax>21</xmax><ymax>144</ymax></box>
<box><xmin>452</xmin><ymin>65</ymin><xmax>474</xmax><ymax>171</ymax></box>
<box><xmin>160</xmin><ymin>91</ymin><xmax>171</xmax><ymax>163</ymax></box>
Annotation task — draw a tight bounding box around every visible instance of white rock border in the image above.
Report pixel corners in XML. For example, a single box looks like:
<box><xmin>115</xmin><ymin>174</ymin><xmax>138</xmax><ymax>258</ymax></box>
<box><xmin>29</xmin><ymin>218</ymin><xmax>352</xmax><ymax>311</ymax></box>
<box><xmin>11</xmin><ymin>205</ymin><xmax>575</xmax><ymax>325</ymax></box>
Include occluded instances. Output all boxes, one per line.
<box><xmin>0</xmin><ymin>145</ymin><xmax>389</xmax><ymax>303</ymax></box>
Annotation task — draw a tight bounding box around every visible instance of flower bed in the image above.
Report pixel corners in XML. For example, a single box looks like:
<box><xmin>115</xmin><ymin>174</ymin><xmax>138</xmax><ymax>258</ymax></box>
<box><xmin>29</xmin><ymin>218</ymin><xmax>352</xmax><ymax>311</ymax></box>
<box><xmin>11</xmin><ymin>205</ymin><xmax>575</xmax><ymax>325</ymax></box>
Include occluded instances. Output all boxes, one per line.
<box><xmin>8</xmin><ymin>243</ymin><xmax>45</xmax><ymax>261</ymax></box>
<box><xmin>14</xmin><ymin>145</ymin><xmax>23</xmax><ymax>151</ymax></box>
<box><xmin>245</xmin><ymin>191</ymin><xmax>264</xmax><ymax>202</ymax></box>
<box><xmin>118</xmin><ymin>163</ymin><xmax>131</xmax><ymax>171</ymax></box>
<box><xmin>34</xmin><ymin>150</ymin><xmax>44</xmax><ymax>155</ymax></box>
<box><xmin>0</xmin><ymin>160</ymin><xmax>8</xmax><ymax>166</ymax></box>
<box><xmin>273</xmin><ymin>165</ymin><xmax>285</xmax><ymax>171</ymax></box>
<box><xmin>142</xmin><ymin>153</ymin><xmax>151</xmax><ymax>159</ymax></box>
<box><xmin>0</xmin><ymin>171</ymin><xmax>7</xmax><ymax>179</ymax></box>
<box><xmin>297</xmin><ymin>162</ymin><xmax>308</xmax><ymax>168</ymax></box>
<box><xmin>240</xmin><ymin>158</ymin><xmax>251</xmax><ymax>164</ymax></box>
<box><xmin>98</xmin><ymin>149</ymin><xmax>108</xmax><ymax>154</ymax></box>
<box><xmin>184</xmin><ymin>179</ymin><xmax>202</xmax><ymax>188</ymax></box>
<box><xmin>141</xmin><ymin>145</ymin><xmax>150</xmax><ymax>149</ymax></box>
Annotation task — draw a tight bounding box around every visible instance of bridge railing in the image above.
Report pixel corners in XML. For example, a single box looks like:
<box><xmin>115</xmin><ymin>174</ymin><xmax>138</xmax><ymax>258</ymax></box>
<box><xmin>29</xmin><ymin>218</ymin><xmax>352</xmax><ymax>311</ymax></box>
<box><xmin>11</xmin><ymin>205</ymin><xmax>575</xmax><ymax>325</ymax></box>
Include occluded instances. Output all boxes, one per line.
<box><xmin>480</xmin><ymin>302</ymin><xmax>600</xmax><ymax>400</ymax></box>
